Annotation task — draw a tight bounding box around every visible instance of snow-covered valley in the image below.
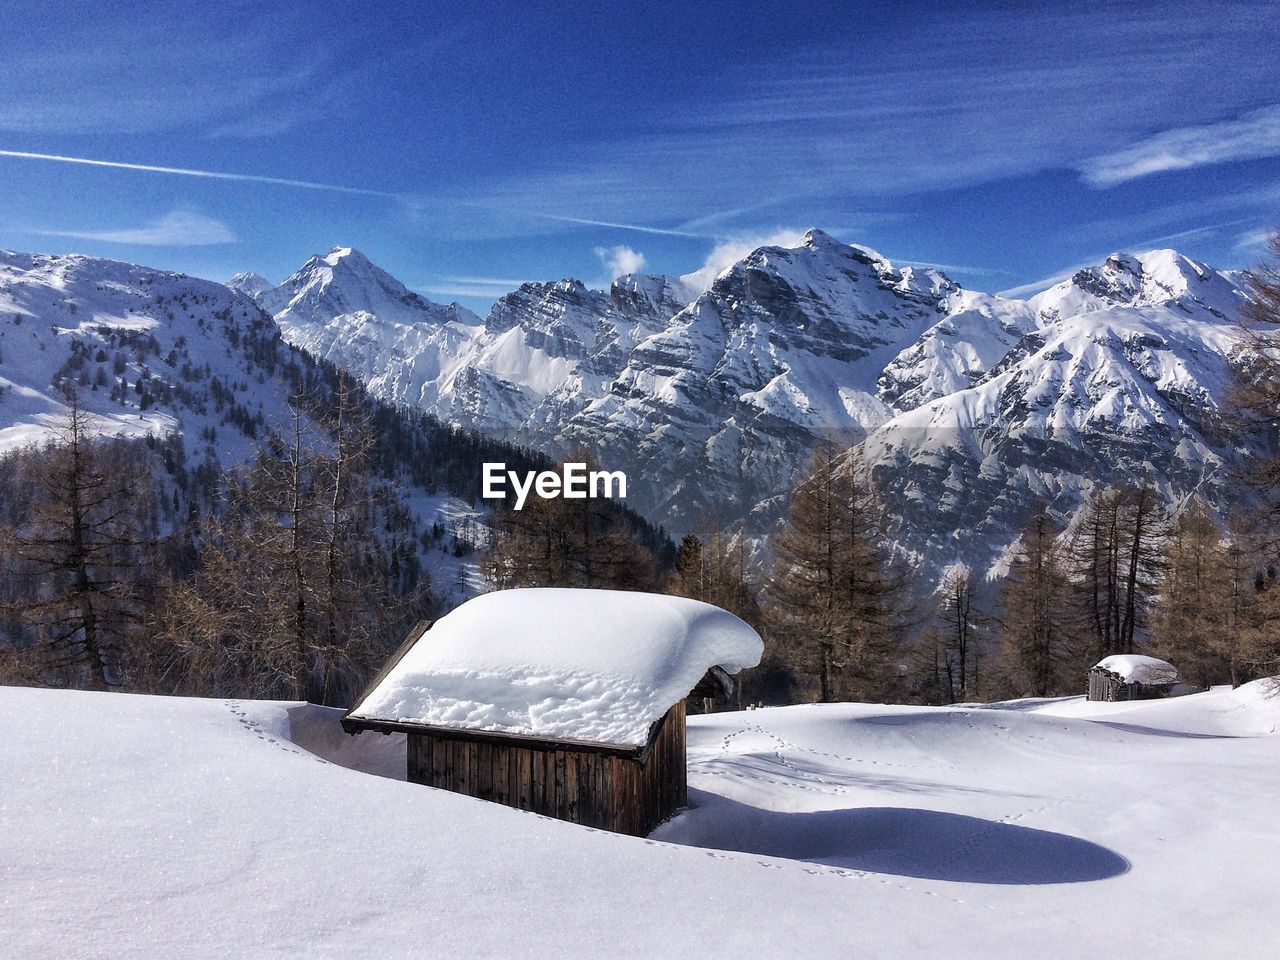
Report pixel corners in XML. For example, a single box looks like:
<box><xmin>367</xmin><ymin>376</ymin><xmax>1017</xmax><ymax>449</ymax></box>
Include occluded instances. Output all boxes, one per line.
<box><xmin>3</xmin><ymin>683</ymin><xmax>1277</xmax><ymax>958</ymax></box>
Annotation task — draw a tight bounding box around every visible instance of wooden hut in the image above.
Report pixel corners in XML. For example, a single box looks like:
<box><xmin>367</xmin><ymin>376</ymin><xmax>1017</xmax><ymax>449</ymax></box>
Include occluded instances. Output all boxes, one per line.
<box><xmin>342</xmin><ymin>587</ymin><xmax>762</xmax><ymax>836</ymax></box>
<box><xmin>1087</xmin><ymin>654</ymin><xmax>1180</xmax><ymax>702</ymax></box>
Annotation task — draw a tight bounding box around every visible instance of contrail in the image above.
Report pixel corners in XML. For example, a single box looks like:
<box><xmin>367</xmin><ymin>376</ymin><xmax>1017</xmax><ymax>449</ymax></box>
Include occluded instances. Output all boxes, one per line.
<box><xmin>2</xmin><ymin>149</ymin><xmax>722</xmax><ymax>238</ymax></box>
<box><xmin>527</xmin><ymin>211</ymin><xmax>710</xmax><ymax>238</ymax></box>
<box><xmin>0</xmin><ymin>149</ymin><xmax>397</xmax><ymax>198</ymax></box>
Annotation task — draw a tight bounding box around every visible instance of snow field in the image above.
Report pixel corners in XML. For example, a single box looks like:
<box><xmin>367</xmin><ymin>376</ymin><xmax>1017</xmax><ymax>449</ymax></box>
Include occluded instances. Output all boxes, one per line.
<box><xmin>3</xmin><ymin>682</ymin><xmax>1279</xmax><ymax>958</ymax></box>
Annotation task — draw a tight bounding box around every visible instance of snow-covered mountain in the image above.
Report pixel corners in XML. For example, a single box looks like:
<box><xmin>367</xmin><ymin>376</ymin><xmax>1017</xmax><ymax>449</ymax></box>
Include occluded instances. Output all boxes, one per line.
<box><xmin>229</xmin><ymin>247</ymin><xmax>483</xmax><ymax>414</ymax></box>
<box><xmin>1</xmin><ymin>249</ymin><xmax>291</xmax><ymax>461</ymax></box>
<box><xmin>246</xmin><ymin>233</ymin><xmax>1256</xmax><ymax>582</ymax></box>
<box><xmin>237</xmin><ymin>247</ymin><xmax>691</xmax><ymax>436</ymax></box>
<box><xmin>244</xmin><ymin>232</ymin><xmax>991</xmax><ymax>528</ymax></box>
<box><xmin>0</xmin><ymin>248</ymin><xmax>511</xmax><ymax>601</ymax></box>
<box><xmin>564</xmin><ymin>230</ymin><xmax>1007</xmax><ymax>527</ymax></box>
<box><xmin>865</xmin><ymin>250</ymin><xmax>1250</xmax><ymax>573</ymax></box>
<box><xmin>71</xmin><ymin>234</ymin><xmax>1258</xmax><ymax>584</ymax></box>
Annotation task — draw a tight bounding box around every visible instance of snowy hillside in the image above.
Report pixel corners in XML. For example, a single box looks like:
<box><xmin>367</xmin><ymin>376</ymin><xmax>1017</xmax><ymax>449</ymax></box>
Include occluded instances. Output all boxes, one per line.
<box><xmin>0</xmin><ymin>248</ymin><xmax>508</xmax><ymax>601</ymax></box>
<box><xmin>3</xmin><ymin>682</ymin><xmax>1277</xmax><ymax>958</ymax></box>
<box><xmin>246</xmin><ymin>235</ymin><xmax>1258</xmax><ymax>582</ymax></box>
<box><xmin>0</xmin><ymin>248</ymin><xmax>294</xmax><ymax>460</ymax></box>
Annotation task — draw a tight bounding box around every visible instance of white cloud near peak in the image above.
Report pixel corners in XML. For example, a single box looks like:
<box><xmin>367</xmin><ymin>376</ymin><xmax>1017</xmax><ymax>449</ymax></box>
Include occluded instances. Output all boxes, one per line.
<box><xmin>594</xmin><ymin>245</ymin><xmax>647</xmax><ymax>278</ymax></box>
<box><xmin>682</xmin><ymin>229</ymin><xmax>809</xmax><ymax>292</ymax></box>
<box><xmin>1234</xmin><ymin>227</ymin><xmax>1275</xmax><ymax>253</ymax></box>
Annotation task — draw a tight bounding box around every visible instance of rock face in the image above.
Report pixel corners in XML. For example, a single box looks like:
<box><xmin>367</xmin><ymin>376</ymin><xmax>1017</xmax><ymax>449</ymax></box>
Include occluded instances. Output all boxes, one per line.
<box><xmin>563</xmin><ymin>230</ymin><xmax>971</xmax><ymax>528</ymax></box>
<box><xmin>866</xmin><ymin>249</ymin><xmax>1250</xmax><ymax>577</ymax></box>
<box><xmin>238</xmin><ymin>236</ymin><xmax>1256</xmax><ymax>582</ymax></box>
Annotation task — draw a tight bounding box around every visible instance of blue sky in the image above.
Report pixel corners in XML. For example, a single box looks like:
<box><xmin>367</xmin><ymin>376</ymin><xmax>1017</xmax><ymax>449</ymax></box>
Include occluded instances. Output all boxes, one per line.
<box><xmin>1</xmin><ymin>0</ymin><xmax>1279</xmax><ymax>310</ymax></box>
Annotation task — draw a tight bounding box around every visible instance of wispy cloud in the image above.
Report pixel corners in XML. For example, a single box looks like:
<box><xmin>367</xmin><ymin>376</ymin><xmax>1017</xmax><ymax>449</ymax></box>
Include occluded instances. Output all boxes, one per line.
<box><xmin>682</xmin><ymin>229</ymin><xmax>808</xmax><ymax>291</ymax></box>
<box><xmin>0</xmin><ymin>149</ymin><xmax>396</xmax><ymax>197</ymax></box>
<box><xmin>415</xmin><ymin>276</ymin><xmax>531</xmax><ymax>300</ymax></box>
<box><xmin>26</xmin><ymin>210</ymin><xmax>236</xmax><ymax>246</ymax></box>
<box><xmin>673</xmin><ymin>204</ymin><xmax>780</xmax><ymax>233</ymax></box>
<box><xmin>997</xmin><ymin>259</ymin><xmax>1103</xmax><ymax>299</ymax></box>
<box><xmin>1069</xmin><ymin>184</ymin><xmax>1280</xmax><ymax>249</ymax></box>
<box><xmin>440</xmin><ymin>275</ymin><xmax>530</xmax><ymax>287</ymax></box>
<box><xmin>594</xmin><ymin>245</ymin><xmax>646</xmax><ymax>278</ymax></box>
<box><xmin>1235</xmin><ymin>227</ymin><xmax>1275</xmax><ymax>253</ymax></box>
<box><xmin>527</xmin><ymin>212</ymin><xmax>709</xmax><ymax>239</ymax></box>
<box><xmin>893</xmin><ymin>258</ymin><xmax>1009</xmax><ymax>277</ymax></box>
<box><xmin>1132</xmin><ymin>219</ymin><xmax>1254</xmax><ymax>247</ymax></box>
<box><xmin>0</xmin><ymin>9</ymin><xmax>384</xmax><ymax>140</ymax></box>
<box><xmin>435</xmin><ymin>6</ymin><xmax>1279</xmax><ymax>236</ymax></box>
<box><xmin>1080</xmin><ymin>105</ymin><xmax>1280</xmax><ymax>186</ymax></box>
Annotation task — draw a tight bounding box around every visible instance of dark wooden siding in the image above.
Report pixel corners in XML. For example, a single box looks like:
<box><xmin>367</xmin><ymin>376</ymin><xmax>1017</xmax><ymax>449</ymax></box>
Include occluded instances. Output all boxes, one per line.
<box><xmin>1087</xmin><ymin>667</ymin><xmax>1176</xmax><ymax>702</ymax></box>
<box><xmin>407</xmin><ymin>701</ymin><xmax>686</xmax><ymax>836</ymax></box>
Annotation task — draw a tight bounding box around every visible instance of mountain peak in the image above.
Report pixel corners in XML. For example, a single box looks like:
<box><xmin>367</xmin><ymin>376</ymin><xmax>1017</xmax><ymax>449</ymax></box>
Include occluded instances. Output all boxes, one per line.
<box><xmin>801</xmin><ymin>228</ymin><xmax>842</xmax><ymax>249</ymax></box>
<box><xmin>318</xmin><ymin>246</ymin><xmax>374</xmax><ymax>269</ymax></box>
<box><xmin>799</xmin><ymin>230</ymin><xmax>892</xmax><ymax>271</ymax></box>
<box><xmin>611</xmin><ymin>272</ymin><xmax>695</xmax><ymax>313</ymax></box>
<box><xmin>267</xmin><ymin>246</ymin><xmax>484</xmax><ymax>331</ymax></box>
<box><xmin>1101</xmin><ymin>252</ymin><xmax>1143</xmax><ymax>276</ymax></box>
<box><xmin>1031</xmin><ymin>247</ymin><xmax>1243</xmax><ymax>321</ymax></box>
<box><xmin>227</xmin><ymin>271</ymin><xmax>275</xmax><ymax>298</ymax></box>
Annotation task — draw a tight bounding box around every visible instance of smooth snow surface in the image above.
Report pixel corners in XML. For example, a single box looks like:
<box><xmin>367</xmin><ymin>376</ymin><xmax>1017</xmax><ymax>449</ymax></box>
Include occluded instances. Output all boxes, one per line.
<box><xmin>1095</xmin><ymin>654</ymin><xmax>1180</xmax><ymax>684</ymax></box>
<box><xmin>4</xmin><ymin>683</ymin><xmax>1280</xmax><ymax>959</ymax></box>
<box><xmin>350</xmin><ymin>588</ymin><xmax>763</xmax><ymax>747</ymax></box>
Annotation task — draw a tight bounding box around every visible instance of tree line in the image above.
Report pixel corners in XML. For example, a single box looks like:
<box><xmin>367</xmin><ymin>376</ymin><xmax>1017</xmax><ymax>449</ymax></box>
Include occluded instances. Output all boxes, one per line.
<box><xmin>0</xmin><ymin>374</ymin><xmax>674</xmax><ymax>703</ymax></box>
<box><xmin>0</xmin><ymin>386</ymin><xmax>431</xmax><ymax>702</ymax></box>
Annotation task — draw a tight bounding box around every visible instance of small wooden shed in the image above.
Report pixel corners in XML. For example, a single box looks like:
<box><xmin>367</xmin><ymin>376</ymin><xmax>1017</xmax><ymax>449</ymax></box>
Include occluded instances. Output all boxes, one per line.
<box><xmin>1087</xmin><ymin>654</ymin><xmax>1180</xmax><ymax>702</ymax></box>
<box><xmin>342</xmin><ymin>587</ymin><xmax>762</xmax><ymax>836</ymax></box>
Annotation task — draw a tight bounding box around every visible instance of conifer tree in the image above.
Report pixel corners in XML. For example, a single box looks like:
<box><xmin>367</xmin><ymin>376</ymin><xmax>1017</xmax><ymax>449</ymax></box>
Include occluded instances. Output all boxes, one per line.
<box><xmin>1</xmin><ymin>394</ymin><xmax>156</xmax><ymax>688</ymax></box>
<box><xmin>769</xmin><ymin>444</ymin><xmax>909</xmax><ymax>702</ymax></box>
<box><xmin>1150</xmin><ymin>501</ymin><xmax>1236</xmax><ymax>686</ymax></box>
<box><xmin>998</xmin><ymin>502</ymin><xmax>1070</xmax><ymax>697</ymax></box>
<box><xmin>484</xmin><ymin>450</ymin><xmax>656</xmax><ymax>590</ymax></box>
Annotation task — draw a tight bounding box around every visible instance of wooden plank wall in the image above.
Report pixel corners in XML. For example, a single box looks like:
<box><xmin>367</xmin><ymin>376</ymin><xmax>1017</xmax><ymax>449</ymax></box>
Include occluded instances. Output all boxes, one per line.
<box><xmin>407</xmin><ymin>701</ymin><xmax>687</xmax><ymax>836</ymax></box>
<box><xmin>1088</xmin><ymin>669</ymin><xmax>1131</xmax><ymax>702</ymax></box>
<box><xmin>1087</xmin><ymin>668</ymin><xmax>1172</xmax><ymax>702</ymax></box>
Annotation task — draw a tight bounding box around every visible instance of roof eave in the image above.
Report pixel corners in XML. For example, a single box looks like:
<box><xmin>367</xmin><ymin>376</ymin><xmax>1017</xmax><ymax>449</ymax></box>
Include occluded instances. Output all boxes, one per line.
<box><xmin>340</xmin><ymin>714</ymin><xmax>649</xmax><ymax>760</ymax></box>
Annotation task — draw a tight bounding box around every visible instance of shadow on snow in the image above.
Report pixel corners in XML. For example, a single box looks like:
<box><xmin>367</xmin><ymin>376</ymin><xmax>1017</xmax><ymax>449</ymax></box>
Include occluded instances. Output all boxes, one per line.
<box><xmin>661</xmin><ymin>792</ymin><xmax>1130</xmax><ymax>884</ymax></box>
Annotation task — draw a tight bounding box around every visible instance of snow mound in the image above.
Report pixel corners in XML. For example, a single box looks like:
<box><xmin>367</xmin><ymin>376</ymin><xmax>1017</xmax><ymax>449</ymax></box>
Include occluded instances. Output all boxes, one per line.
<box><xmin>350</xmin><ymin>588</ymin><xmax>763</xmax><ymax>748</ymax></box>
<box><xmin>1095</xmin><ymin>654</ymin><xmax>1179</xmax><ymax>685</ymax></box>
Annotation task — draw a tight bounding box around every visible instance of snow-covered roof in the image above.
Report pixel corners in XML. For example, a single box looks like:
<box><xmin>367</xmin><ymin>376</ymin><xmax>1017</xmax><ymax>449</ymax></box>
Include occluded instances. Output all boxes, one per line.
<box><xmin>348</xmin><ymin>588</ymin><xmax>764</xmax><ymax>749</ymax></box>
<box><xmin>1094</xmin><ymin>654</ymin><xmax>1179</xmax><ymax>685</ymax></box>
